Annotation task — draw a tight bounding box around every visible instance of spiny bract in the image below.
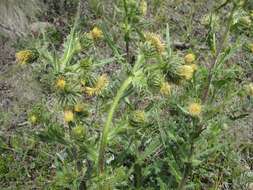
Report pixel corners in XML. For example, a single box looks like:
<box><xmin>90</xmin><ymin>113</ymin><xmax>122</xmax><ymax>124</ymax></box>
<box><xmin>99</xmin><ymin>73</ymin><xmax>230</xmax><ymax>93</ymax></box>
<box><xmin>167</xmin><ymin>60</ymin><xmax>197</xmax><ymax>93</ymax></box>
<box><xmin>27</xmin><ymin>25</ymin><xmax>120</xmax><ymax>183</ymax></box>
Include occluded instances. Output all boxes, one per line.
<box><xmin>85</xmin><ymin>74</ymin><xmax>109</xmax><ymax>96</ymax></box>
<box><xmin>145</xmin><ymin>32</ymin><xmax>165</xmax><ymax>54</ymax></box>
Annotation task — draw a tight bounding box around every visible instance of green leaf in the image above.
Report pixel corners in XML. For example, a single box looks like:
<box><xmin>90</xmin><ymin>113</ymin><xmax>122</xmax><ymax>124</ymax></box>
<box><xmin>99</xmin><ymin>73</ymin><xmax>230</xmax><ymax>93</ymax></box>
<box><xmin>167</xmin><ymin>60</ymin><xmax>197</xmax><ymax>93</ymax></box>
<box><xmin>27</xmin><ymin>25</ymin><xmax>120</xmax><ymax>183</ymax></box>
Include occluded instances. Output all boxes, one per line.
<box><xmin>137</xmin><ymin>137</ymin><xmax>161</xmax><ymax>163</ymax></box>
<box><xmin>165</xmin><ymin>153</ymin><xmax>182</xmax><ymax>183</ymax></box>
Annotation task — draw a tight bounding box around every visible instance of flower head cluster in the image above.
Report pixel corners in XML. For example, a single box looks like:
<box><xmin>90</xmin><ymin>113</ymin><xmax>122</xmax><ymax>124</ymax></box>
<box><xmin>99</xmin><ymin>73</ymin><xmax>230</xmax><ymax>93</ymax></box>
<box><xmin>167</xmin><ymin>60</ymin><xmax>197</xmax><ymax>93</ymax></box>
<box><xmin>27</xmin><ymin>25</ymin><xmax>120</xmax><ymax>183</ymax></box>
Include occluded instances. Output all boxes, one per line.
<box><xmin>85</xmin><ymin>74</ymin><xmax>109</xmax><ymax>96</ymax></box>
<box><xmin>90</xmin><ymin>27</ymin><xmax>103</xmax><ymax>40</ymax></box>
<box><xmin>145</xmin><ymin>32</ymin><xmax>165</xmax><ymax>54</ymax></box>
<box><xmin>16</xmin><ymin>50</ymin><xmax>33</xmax><ymax>64</ymax></box>
<box><xmin>188</xmin><ymin>103</ymin><xmax>202</xmax><ymax>117</ymax></box>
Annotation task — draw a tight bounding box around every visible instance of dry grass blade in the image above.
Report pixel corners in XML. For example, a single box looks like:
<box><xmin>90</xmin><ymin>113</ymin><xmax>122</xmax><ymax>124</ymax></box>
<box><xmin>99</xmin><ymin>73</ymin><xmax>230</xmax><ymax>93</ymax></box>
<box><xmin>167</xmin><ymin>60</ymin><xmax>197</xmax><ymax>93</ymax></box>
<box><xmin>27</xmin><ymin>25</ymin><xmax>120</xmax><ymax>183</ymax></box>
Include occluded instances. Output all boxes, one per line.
<box><xmin>0</xmin><ymin>0</ymin><xmax>41</xmax><ymax>37</ymax></box>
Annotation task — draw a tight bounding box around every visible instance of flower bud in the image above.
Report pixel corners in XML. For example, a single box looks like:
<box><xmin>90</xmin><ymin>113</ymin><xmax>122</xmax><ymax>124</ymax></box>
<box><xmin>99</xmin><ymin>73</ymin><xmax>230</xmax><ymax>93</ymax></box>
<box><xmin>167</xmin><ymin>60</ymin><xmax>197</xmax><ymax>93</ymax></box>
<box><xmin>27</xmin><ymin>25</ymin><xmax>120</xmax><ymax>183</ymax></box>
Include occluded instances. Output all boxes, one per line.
<box><xmin>72</xmin><ymin>126</ymin><xmax>86</xmax><ymax>139</ymax></box>
<box><xmin>184</xmin><ymin>53</ymin><xmax>196</xmax><ymax>64</ymax></box>
<box><xmin>129</xmin><ymin>110</ymin><xmax>146</xmax><ymax>127</ymax></box>
<box><xmin>29</xmin><ymin>115</ymin><xmax>37</xmax><ymax>124</ymax></box>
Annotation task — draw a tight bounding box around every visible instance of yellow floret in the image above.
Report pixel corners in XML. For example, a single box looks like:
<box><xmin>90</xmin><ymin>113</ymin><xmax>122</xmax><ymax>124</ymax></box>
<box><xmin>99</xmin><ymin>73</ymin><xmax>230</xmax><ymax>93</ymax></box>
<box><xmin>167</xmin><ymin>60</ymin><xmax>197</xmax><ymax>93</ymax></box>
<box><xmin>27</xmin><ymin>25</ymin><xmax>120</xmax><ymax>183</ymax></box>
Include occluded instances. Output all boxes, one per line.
<box><xmin>64</xmin><ymin>110</ymin><xmax>74</xmax><ymax>123</ymax></box>
<box><xmin>189</xmin><ymin>64</ymin><xmax>198</xmax><ymax>71</ymax></box>
<box><xmin>188</xmin><ymin>103</ymin><xmax>202</xmax><ymax>117</ymax></box>
<box><xmin>95</xmin><ymin>74</ymin><xmax>109</xmax><ymax>90</ymax></box>
<box><xmin>29</xmin><ymin>115</ymin><xmax>37</xmax><ymax>124</ymax></box>
<box><xmin>56</xmin><ymin>78</ymin><xmax>66</xmax><ymax>90</ymax></box>
<box><xmin>160</xmin><ymin>82</ymin><xmax>172</xmax><ymax>96</ymax></box>
<box><xmin>85</xmin><ymin>87</ymin><xmax>97</xmax><ymax>96</ymax></box>
<box><xmin>184</xmin><ymin>53</ymin><xmax>196</xmax><ymax>64</ymax></box>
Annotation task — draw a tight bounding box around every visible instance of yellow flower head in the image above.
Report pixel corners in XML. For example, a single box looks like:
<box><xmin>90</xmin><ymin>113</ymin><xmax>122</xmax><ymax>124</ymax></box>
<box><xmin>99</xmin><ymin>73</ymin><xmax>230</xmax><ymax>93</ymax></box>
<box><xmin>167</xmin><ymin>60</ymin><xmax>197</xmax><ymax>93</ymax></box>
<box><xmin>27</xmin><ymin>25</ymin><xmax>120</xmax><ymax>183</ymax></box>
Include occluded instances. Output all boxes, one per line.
<box><xmin>85</xmin><ymin>74</ymin><xmax>109</xmax><ymax>96</ymax></box>
<box><xmin>29</xmin><ymin>115</ymin><xmax>37</xmax><ymax>124</ymax></box>
<box><xmin>140</xmin><ymin>0</ymin><xmax>147</xmax><ymax>16</ymax></box>
<box><xmin>188</xmin><ymin>103</ymin><xmax>202</xmax><ymax>117</ymax></box>
<box><xmin>16</xmin><ymin>50</ymin><xmax>33</xmax><ymax>64</ymax></box>
<box><xmin>189</xmin><ymin>64</ymin><xmax>198</xmax><ymax>71</ymax></box>
<box><xmin>184</xmin><ymin>53</ymin><xmax>196</xmax><ymax>64</ymax></box>
<box><xmin>56</xmin><ymin>78</ymin><xmax>66</xmax><ymax>90</ymax></box>
<box><xmin>64</xmin><ymin>110</ymin><xmax>74</xmax><ymax>123</ymax></box>
<box><xmin>90</xmin><ymin>26</ymin><xmax>103</xmax><ymax>40</ymax></box>
<box><xmin>145</xmin><ymin>32</ymin><xmax>165</xmax><ymax>54</ymax></box>
<box><xmin>178</xmin><ymin>65</ymin><xmax>194</xmax><ymax>80</ymax></box>
<box><xmin>246</xmin><ymin>83</ymin><xmax>253</xmax><ymax>96</ymax></box>
<box><xmin>74</xmin><ymin>103</ymin><xmax>85</xmax><ymax>113</ymax></box>
<box><xmin>160</xmin><ymin>82</ymin><xmax>172</xmax><ymax>96</ymax></box>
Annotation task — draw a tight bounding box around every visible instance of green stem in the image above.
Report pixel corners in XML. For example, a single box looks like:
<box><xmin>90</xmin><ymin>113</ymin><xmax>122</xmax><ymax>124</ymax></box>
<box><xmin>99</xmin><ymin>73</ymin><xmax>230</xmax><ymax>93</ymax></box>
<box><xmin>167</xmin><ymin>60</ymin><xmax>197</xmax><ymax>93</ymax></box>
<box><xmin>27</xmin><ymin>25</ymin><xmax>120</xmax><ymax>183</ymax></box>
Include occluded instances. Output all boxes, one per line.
<box><xmin>178</xmin><ymin>143</ymin><xmax>194</xmax><ymax>190</ymax></box>
<box><xmin>202</xmin><ymin>4</ymin><xmax>236</xmax><ymax>102</ymax></box>
<box><xmin>98</xmin><ymin>76</ymin><xmax>133</xmax><ymax>174</ymax></box>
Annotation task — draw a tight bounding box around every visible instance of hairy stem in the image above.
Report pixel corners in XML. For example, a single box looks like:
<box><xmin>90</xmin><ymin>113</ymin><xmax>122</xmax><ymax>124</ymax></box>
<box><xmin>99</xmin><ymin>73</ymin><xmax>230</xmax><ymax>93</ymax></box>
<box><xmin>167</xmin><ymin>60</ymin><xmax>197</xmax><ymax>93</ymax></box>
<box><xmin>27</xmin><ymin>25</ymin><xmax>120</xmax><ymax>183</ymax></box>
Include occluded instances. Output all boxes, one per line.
<box><xmin>98</xmin><ymin>76</ymin><xmax>133</xmax><ymax>174</ymax></box>
<box><xmin>178</xmin><ymin>142</ymin><xmax>194</xmax><ymax>190</ymax></box>
<box><xmin>202</xmin><ymin>5</ymin><xmax>236</xmax><ymax>103</ymax></box>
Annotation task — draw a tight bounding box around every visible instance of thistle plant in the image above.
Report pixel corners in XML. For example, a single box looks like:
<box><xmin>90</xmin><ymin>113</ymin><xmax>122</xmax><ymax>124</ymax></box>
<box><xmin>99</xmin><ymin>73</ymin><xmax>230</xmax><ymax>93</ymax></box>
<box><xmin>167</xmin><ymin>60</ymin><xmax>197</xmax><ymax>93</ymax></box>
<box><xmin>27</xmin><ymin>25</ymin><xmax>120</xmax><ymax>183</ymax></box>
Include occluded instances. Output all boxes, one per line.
<box><xmin>4</xmin><ymin>0</ymin><xmax>252</xmax><ymax>189</ymax></box>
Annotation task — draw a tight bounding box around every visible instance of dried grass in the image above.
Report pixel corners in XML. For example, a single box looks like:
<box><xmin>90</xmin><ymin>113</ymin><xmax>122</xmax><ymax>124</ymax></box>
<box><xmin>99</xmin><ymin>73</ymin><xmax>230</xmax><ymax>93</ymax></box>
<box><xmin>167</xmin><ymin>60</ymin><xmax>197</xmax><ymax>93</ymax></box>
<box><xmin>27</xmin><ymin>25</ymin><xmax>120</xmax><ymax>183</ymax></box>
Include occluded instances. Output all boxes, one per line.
<box><xmin>0</xmin><ymin>0</ymin><xmax>41</xmax><ymax>37</ymax></box>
